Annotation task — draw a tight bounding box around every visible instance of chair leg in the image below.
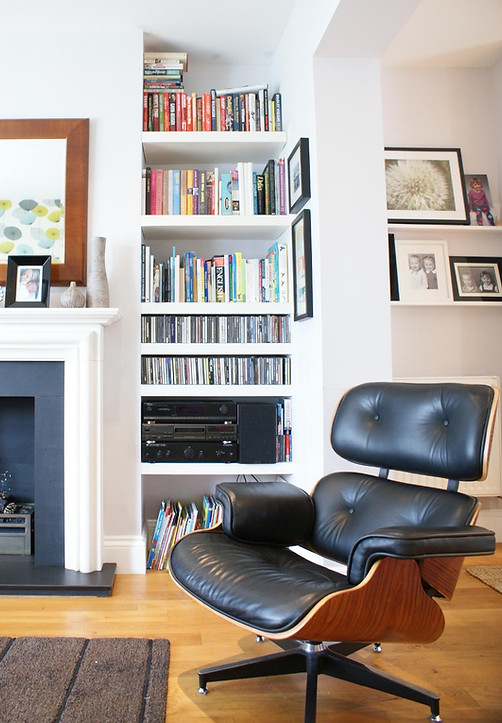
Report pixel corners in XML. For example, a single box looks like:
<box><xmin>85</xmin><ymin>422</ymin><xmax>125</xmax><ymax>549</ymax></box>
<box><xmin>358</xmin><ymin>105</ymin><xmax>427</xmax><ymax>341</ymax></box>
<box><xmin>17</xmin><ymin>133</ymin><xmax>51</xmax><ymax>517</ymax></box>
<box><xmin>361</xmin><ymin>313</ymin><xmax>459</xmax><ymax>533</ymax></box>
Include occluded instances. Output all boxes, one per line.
<box><xmin>198</xmin><ymin>647</ymin><xmax>307</xmax><ymax>692</ymax></box>
<box><xmin>319</xmin><ymin>646</ymin><xmax>441</xmax><ymax>722</ymax></box>
<box><xmin>197</xmin><ymin>641</ymin><xmax>442</xmax><ymax>723</ymax></box>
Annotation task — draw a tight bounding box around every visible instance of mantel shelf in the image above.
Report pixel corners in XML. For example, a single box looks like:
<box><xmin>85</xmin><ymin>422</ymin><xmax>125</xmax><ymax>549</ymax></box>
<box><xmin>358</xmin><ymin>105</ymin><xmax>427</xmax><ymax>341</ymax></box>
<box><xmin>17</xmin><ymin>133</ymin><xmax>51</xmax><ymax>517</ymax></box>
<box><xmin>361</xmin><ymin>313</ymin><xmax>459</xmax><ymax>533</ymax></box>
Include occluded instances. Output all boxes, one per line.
<box><xmin>0</xmin><ymin>308</ymin><xmax>122</xmax><ymax>326</ymax></box>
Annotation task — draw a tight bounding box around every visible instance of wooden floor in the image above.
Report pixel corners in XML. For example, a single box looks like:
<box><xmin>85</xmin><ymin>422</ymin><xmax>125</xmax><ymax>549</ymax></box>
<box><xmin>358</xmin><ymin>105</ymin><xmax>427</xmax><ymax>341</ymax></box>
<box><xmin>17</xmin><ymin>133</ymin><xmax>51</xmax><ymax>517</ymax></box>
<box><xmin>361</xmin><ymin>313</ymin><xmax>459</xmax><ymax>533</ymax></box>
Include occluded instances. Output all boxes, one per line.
<box><xmin>0</xmin><ymin>547</ymin><xmax>500</xmax><ymax>722</ymax></box>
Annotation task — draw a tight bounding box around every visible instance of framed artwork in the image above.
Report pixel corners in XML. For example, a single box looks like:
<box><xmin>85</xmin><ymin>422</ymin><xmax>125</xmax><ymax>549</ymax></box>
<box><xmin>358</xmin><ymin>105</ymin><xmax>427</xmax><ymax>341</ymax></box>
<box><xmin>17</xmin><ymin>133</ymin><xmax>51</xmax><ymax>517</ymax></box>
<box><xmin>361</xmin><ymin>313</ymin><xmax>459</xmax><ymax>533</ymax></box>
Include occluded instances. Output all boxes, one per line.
<box><xmin>463</xmin><ymin>174</ymin><xmax>496</xmax><ymax>226</ymax></box>
<box><xmin>391</xmin><ymin>238</ymin><xmax>451</xmax><ymax>303</ymax></box>
<box><xmin>292</xmin><ymin>209</ymin><xmax>313</xmax><ymax>320</ymax></box>
<box><xmin>449</xmin><ymin>256</ymin><xmax>502</xmax><ymax>302</ymax></box>
<box><xmin>0</xmin><ymin>118</ymin><xmax>89</xmax><ymax>285</ymax></box>
<box><xmin>287</xmin><ymin>137</ymin><xmax>310</xmax><ymax>214</ymax></box>
<box><xmin>384</xmin><ymin>147</ymin><xmax>469</xmax><ymax>225</ymax></box>
<box><xmin>4</xmin><ymin>255</ymin><xmax>51</xmax><ymax>308</ymax></box>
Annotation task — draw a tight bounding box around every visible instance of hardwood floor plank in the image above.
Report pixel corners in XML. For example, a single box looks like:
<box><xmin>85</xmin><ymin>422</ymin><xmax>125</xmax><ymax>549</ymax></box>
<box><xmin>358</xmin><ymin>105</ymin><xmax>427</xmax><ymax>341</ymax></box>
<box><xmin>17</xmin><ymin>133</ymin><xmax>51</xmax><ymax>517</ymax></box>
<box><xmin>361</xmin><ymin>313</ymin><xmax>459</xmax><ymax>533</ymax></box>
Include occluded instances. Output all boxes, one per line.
<box><xmin>0</xmin><ymin>547</ymin><xmax>499</xmax><ymax>720</ymax></box>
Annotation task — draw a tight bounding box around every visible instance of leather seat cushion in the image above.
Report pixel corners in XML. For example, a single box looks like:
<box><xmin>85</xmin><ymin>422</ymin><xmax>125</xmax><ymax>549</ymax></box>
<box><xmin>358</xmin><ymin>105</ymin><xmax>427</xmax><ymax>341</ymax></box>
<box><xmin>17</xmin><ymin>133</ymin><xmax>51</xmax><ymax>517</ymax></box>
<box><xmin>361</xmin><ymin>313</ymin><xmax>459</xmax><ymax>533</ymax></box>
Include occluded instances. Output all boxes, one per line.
<box><xmin>170</xmin><ymin>530</ymin><xmax>351</xmax><ymax>633</ymax></box>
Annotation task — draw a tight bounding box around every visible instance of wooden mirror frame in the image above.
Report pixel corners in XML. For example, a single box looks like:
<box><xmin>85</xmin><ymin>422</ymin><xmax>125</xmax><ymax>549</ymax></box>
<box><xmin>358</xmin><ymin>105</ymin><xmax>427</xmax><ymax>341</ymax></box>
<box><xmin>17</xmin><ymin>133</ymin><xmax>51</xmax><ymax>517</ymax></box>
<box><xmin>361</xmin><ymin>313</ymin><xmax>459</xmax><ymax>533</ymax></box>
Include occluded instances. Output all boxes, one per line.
<box><xmin>0</xmin><ymin>118</ymin><xmax>89</xmax><ymax>285</ymax></box>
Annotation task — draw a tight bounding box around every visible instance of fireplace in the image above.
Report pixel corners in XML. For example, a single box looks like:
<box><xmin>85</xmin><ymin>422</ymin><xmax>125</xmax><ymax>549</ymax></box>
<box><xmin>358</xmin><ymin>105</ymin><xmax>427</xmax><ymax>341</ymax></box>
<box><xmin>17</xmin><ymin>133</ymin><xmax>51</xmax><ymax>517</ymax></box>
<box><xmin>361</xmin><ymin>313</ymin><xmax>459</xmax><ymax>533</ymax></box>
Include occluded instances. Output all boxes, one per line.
<box><xmin>0</xmin><ymin>308</ymin><xmax>121</xmax><ymax>595</ymax></box>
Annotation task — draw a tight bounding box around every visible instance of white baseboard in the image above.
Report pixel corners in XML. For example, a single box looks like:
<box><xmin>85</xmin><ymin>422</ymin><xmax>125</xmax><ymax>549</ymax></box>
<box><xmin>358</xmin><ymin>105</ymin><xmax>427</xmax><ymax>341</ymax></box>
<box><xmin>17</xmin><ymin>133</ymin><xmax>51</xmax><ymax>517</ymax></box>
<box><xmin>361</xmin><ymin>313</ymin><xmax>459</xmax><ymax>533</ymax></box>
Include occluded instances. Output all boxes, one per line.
<box><xmin>103</xmin><ymin>534</ymin><xmax>147</xmax><ymax>574</ymax></box>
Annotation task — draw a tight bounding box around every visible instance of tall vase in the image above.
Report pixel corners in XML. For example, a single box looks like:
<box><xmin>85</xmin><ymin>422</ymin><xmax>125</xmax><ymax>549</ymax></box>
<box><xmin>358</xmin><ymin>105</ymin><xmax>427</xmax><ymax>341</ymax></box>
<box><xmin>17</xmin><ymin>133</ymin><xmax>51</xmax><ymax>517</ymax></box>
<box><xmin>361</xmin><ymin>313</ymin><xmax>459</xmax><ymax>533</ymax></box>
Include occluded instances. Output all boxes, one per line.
<box><xmin>86</xmin><ymin>236</ymin><xmax>109</xmax><ymax>308</ymax></box>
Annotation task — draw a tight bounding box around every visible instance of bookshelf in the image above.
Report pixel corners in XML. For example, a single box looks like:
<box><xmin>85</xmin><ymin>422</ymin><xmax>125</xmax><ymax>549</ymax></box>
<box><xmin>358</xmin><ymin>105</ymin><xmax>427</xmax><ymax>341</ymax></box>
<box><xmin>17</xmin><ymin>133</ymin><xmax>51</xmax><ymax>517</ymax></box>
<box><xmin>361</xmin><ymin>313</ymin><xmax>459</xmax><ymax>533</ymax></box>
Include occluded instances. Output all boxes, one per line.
<box><xmin>140</xmin><ymin>58</ymin><xmax>295</xmax><ymax>564</ymax></box>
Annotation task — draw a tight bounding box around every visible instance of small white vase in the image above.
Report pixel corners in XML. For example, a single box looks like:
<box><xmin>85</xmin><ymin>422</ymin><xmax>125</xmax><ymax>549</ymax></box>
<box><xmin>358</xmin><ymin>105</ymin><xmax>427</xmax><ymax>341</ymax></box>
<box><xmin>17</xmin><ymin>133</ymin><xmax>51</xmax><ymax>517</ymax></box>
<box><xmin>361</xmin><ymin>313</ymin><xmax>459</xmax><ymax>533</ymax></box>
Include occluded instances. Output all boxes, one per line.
<box><xmin>86</xmin><ymin>236</ymin><xmax>109</xmax><ymax>308</ymax></box>
<box><xmin>60</xmin><ymin>281</ymin><xmax>86</xmax><ymax>308</ymax></box>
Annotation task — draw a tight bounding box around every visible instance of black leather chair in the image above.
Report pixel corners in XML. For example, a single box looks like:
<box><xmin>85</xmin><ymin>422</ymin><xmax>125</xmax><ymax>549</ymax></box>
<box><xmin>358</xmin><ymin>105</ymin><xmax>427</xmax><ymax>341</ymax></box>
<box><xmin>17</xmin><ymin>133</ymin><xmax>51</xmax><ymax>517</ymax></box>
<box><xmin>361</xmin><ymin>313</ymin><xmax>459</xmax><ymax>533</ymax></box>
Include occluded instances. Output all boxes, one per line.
<box><xmin>169</xmin><ymin>382</ymin><xmax>498</xmax><ymax>722</ymax></box>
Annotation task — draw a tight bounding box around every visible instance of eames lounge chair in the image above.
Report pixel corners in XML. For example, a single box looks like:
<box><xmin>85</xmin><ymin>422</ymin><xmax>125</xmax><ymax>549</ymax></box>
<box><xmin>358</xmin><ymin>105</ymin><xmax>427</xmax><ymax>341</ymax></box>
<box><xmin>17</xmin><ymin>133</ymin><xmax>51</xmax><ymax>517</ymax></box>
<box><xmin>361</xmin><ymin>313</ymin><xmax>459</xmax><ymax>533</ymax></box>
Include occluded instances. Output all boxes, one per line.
<box><xmin>169</xmin><ymin>381</ymin><xmax>498</xmax><ymax>722</ymax></box>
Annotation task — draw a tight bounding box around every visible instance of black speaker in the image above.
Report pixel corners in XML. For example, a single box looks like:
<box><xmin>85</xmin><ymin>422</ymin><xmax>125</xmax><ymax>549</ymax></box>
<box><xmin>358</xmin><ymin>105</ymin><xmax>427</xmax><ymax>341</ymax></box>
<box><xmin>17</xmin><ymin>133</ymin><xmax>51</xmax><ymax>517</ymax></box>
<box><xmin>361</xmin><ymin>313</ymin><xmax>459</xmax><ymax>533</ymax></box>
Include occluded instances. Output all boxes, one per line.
<box><xmin>238</xmin><ymin>403</ymin><xmax>277</xmax><ymax>464</ymax></box>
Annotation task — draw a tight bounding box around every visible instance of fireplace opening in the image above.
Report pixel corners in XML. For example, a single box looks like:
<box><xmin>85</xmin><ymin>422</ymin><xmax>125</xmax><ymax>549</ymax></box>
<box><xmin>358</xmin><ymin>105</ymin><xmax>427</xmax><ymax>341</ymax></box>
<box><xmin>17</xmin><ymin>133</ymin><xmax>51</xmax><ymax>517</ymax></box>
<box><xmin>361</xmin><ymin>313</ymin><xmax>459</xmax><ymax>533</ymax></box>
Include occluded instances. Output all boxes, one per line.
<box><xmin>0</xmin><ymin>361</ymin><xmax>64</xmax><ymax>568</ymax></box>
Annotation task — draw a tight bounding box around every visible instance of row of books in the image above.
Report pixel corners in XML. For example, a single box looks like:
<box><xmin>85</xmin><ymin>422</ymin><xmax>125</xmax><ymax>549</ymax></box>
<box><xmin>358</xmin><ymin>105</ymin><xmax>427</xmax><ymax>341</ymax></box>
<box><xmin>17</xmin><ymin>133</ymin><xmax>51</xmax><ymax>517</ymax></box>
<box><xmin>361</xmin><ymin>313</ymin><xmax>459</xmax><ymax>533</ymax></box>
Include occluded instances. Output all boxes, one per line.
<box><xmin>141</xmin><ymin>314</ymin><xmax>291</xmax><ymax>345</ymax></box>
<box><xmin>141</xmin><ymin>244</ymin><xmax>289</xmax><ymax>304</ymax></box>
<box><xmin>146</xmin><ymin>494</ymin><xmax>221</xmax><ymax>570</ymax></box>
<box><xmin>141</xmin><ymin>355</ymin><xmax>292</xmax><ymax>386</ymax></box>
<box><xmin>142</xmin><ymin>158</ymin><xmax>286</xmax><ymax>216</ymax></box>
<box><xmin>274</xmin><ymin>398</ymin><xmax>293</xmax><ymax>463</ymax></box>
<box><xmin>143</xmin><ymin>85</ymin><xmax>282</xmax><ymax>133</ymax></box>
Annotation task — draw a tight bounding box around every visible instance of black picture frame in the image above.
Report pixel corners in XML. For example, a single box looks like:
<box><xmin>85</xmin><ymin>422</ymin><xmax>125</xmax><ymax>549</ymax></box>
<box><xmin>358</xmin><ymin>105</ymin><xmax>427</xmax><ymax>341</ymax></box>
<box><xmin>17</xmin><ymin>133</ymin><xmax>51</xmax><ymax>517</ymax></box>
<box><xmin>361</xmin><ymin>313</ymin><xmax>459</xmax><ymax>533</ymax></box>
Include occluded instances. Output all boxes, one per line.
<box><xmin>5</xmin><ymin>255</ymin><xmax>51</xmax><ymax>307</ymax></box>
<box><xmin>449</xmin><ymin>256</ymin><xmax>502</xmax><ymax>302</ymax></box>
<box><xmin>384</xmin><ymin>147</ymin><xmax>470</xmax><ymax>225</ymax></box>
<box><xmin>287</xmin><ymin>137</ymin><xmax>310</xmax><ymax>214</ymax></box>
<box><xmin>292</xmin><ymin>209</ymin><xmax>313</xmax><ymax>320</ymax></box>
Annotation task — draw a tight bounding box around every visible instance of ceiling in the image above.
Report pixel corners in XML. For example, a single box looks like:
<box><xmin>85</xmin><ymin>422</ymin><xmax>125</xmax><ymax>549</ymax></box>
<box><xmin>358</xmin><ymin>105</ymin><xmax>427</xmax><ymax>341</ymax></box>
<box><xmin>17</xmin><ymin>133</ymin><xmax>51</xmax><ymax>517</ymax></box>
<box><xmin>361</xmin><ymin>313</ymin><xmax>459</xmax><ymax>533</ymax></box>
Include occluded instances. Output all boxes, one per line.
<box><xmin>3</xmin><ymin>0</ymin><xmax>502</xmax><ymax>67</ymax></box>
<box><xmin>381</xmin><ymin>0</ymin><xmax>502</xmax><ymax>67</ymax></box>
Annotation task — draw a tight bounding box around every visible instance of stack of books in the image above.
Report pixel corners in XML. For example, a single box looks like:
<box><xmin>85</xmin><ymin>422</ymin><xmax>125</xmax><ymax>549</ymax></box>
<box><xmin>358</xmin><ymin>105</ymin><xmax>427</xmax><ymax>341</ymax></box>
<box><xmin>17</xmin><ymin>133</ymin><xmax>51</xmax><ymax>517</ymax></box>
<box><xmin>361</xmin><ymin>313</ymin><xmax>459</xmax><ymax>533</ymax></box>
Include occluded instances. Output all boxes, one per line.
<box><xmin>143</xmin><ymin>52</ymin><xmax>188</xmax><ymax>132</ymax></box>
<box><xmin>146</xmin><ymin>495</ymin><xmax>222</xmax><ymax>570</ymax></box>
<box><xmin>141</xmin><ymin>243</ymin><xmax>289</xmax><ymax>304</ymax></box>
<box><xmin>142</xmin><ymin>158</ymin><xmax>286</xmax><ymax>216</ymax></box>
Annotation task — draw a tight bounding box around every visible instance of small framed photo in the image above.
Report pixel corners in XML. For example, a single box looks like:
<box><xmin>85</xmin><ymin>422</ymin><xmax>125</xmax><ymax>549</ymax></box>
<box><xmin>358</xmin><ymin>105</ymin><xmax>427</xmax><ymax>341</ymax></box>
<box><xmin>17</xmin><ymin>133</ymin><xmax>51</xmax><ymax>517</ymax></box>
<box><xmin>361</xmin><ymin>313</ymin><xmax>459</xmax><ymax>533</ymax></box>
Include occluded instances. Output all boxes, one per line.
<box><xmin>288</xmin><ymin>137</ymin><xmax>310</xmax><ymax>214</ymax></box>
<box><xmin>4</xmin><ymin>255</ymin><xmax>51</xmax><ymax>308</ymax></box>
<box><xmin>463</xmin><ymin>174</ymin><xmax>497</xmax><ymax>226</ymax></box>
<box><xmin>384</xmin><ymin>147</ymin><xmax>469</xmax><ymax>225</ymax></box>
<box><xmin>292</xmin><ymin>209</ymin><xmax>313</xmax><ymax>320</ymax></box>
<box><xmin>449</xmin><ymin>257</ymin><xmax>502</xmax><ymax>302</ymax></box>
<box><xmin>391</xmin><ymin>239</ymin><xmax>451</xmax><ymax>303</ymax></box>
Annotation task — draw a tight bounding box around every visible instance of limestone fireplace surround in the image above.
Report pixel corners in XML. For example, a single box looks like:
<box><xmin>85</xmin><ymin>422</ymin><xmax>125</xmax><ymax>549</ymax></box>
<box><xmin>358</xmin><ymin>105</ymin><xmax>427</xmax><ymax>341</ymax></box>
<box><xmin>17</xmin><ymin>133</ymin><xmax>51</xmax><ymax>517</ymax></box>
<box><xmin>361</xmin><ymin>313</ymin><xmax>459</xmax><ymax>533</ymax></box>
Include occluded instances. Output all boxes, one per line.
<box><xmin>0</xmin><ymin>308</ymin><xmax>121</xmax><ymax>574</ymax></box>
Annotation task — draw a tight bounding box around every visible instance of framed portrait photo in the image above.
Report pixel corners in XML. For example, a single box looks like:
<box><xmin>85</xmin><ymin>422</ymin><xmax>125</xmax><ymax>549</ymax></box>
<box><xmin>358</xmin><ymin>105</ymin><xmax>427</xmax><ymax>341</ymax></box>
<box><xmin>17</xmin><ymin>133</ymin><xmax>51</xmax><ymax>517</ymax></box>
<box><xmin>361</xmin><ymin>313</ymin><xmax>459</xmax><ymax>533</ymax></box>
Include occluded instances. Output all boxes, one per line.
<box><xmin>292</xmin><ymin>208</ymin><xmax>313</xmax><ymax>320</ymax></box>
<box><xmin>449</xmin><ymin>256</ymin><xmax>502</xmax><ymax>302</ymax></box>
<box><xmin>287</xmin><ymin>137</ymin><xmax>310</xmax><ymax>214</ymax></box>
<box><xmin>384</xmin><ymin>147</ymin><xmax>469</xmax><ymax>225</ymax></box>
<box><xmin>392</xmin><ymin>239</ymin><xmax>451</xmax><ymax>303</ymax></box>
<box><xmin>4</xmin><ymin>255</ymin><xmax>51</xmax><ymax>308</ymax></box>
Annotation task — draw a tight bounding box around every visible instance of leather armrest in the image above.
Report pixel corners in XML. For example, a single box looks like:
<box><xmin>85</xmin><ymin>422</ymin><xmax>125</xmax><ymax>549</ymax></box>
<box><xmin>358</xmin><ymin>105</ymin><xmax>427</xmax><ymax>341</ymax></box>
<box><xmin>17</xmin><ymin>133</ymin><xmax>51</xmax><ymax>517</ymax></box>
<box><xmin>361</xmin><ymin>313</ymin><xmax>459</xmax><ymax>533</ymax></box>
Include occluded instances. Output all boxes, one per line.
<box><xmin>216</xmin><ymin>481</ymin><xmax>314</xmax><ymax>546</ymax></box>
<box><xmin>348</xmin><ymin>525</ymin><xmax>496</xmax><ymax>585</ymax></box>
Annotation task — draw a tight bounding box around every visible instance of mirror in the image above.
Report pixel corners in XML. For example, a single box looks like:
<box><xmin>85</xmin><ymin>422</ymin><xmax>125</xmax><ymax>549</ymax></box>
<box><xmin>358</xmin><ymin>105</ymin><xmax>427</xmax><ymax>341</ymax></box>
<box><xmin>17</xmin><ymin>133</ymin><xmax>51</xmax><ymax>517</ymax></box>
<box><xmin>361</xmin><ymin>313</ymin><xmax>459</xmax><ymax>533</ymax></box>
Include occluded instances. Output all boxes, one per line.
<box><xmin>0</xmin><ymin>119</ymin><xmax>89</xmax><ymax>285</ymax></box>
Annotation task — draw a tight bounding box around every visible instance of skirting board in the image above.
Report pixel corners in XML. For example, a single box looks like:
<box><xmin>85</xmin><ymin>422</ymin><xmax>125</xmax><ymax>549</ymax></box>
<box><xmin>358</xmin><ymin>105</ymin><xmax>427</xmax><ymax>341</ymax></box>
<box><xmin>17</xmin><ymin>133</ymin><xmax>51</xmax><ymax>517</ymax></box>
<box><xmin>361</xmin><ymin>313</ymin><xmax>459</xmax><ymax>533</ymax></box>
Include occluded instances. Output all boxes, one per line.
<box><xmin>103</xmin><ymin>534</ymin><xmax>147</xmax><ymax>574</ymax></box>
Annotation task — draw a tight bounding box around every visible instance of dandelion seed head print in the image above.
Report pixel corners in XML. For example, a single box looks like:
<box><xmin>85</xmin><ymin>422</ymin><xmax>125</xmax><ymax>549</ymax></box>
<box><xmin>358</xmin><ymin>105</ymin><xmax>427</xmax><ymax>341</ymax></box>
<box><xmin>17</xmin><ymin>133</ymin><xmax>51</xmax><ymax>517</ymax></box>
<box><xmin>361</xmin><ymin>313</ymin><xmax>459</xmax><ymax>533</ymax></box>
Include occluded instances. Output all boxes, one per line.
<box><xmin>385</xmin><ymin>159</ymin><xmax>455</xmax><ymax>211</ymax></box>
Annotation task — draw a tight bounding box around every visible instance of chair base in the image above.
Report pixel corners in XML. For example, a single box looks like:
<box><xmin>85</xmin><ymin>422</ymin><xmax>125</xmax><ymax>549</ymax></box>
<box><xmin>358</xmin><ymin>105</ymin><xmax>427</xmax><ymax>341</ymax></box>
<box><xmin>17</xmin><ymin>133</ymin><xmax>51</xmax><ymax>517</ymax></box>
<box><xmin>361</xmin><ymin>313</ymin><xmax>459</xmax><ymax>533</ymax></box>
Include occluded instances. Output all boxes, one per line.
<box><xmin>198</xmin><ymin>641</ymin><xmax>442</xmax><ymax>723</ymax></box>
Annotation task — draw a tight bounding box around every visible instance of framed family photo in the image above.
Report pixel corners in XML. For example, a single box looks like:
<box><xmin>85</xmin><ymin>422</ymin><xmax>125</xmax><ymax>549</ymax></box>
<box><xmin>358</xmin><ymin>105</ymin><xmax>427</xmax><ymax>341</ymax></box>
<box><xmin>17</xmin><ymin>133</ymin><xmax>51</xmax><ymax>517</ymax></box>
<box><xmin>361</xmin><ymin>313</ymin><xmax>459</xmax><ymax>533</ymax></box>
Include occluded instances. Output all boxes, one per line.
<box><xmin>391</xmin><ymin>238</ymin><xmax>451</xmax><ymax>303</ymax></box>
<box><xmin>287</xmin><ymin>137</ymin><xmax>310</xmax><ymax>214</ymax></box>
<box><xmin>384</xmin><ymin>147</ymin><xmax>470</xmax><ymax>225</ymax></box>
<box><xmin>4</xmin><ymin>255</ymin><xmax>51</xmax><ymax>307</ymax></box>
<box><xmin>449</xmin><ymin>256</ymin><xmax>502</xmax><ymax>302</ymax></box>
<box><xmin>292</xmin><ymin>209</ymin><xmax>313</xmax><ymax>320</ymax></box>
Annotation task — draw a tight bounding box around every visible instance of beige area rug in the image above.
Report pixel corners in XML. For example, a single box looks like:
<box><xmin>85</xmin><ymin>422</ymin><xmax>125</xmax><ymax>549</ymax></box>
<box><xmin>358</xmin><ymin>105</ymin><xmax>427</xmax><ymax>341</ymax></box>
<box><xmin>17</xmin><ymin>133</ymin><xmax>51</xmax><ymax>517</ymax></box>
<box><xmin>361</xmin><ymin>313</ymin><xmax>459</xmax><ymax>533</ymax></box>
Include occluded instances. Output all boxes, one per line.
<box><xmin>0</xmin><ymin>637</ymin><xmax>169</xmax><ymax>722</ymax></box>
<box><xmin>466</xmin><ymin>565</ymin><xmax>502</xmax><ymax>593</ymax></box>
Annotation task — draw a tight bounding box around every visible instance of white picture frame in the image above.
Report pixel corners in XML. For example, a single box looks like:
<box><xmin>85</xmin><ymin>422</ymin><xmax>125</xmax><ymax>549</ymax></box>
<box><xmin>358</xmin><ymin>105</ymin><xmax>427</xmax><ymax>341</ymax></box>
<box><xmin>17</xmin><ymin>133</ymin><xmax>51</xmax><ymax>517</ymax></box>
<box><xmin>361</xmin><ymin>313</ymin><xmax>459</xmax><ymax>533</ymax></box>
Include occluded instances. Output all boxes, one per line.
<box><xmin>393</xmin><ymin>239</ymin><xmax>451</xmax><ymax>303</ymax></box>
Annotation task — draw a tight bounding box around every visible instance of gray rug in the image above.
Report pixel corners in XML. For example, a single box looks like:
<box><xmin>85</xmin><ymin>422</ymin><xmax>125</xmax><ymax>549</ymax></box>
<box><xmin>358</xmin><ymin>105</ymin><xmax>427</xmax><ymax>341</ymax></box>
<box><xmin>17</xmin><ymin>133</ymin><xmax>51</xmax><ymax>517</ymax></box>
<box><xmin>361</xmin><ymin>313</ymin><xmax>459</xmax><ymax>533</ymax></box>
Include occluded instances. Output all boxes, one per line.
<box><xmin>466</xmin><ymin>565</ymin><xmax>502</xmax><ymax>594</ymax></box>
<box><xmin>0</xmin><ymin>637</ymin><xmax>169</xmax><ymax>722</ymax></box>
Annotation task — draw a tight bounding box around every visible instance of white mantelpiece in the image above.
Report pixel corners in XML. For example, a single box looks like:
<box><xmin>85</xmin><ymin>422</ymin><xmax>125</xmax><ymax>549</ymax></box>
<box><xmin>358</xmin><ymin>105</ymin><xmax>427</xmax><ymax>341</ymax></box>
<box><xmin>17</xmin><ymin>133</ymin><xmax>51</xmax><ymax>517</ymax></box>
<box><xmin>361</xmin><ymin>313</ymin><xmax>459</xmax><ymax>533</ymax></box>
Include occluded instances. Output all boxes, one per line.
<box><xmin>0</xmin><ymin>308</ymin><xmax>121</xmax><ymax>573</ymax></box>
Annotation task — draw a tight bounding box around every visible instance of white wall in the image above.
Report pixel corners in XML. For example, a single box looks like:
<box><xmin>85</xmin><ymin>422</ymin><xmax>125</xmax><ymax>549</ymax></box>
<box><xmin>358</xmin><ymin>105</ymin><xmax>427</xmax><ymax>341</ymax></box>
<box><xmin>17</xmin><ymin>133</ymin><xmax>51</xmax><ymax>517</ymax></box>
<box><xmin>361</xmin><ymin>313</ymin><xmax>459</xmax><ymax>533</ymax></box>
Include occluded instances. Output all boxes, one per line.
<box><xmin>0</xmin><ymin>30</ymin><xmax>145</xmax><ymax>571</ymax></box>
<box><xmin>382</xmin><ymin>66</ymin><xmax>502</xmax><ymax>383</ymax></box>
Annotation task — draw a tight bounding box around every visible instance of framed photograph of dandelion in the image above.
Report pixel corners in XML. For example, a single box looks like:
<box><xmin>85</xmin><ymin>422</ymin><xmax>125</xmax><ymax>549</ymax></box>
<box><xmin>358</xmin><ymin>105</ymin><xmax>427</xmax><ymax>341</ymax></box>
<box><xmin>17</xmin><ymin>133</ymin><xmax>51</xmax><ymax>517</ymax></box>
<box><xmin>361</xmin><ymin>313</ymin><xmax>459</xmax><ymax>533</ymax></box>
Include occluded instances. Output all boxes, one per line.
<box><xmin>0</xmin><ymin>119</ymin><xmax>89</xmax><ymax>285</ymax></box>
<box><xmin>392</xmin><ymin>238</ymin><xmax>451</xmax><ymax>303</ymax></box>
<box><xmin>449</xmin><ymin>256</ymin><xmax>502</xmax><ymax>302</ymax></box>
<box><xmin>384</xmin><ymin>147</ymin><xmax>470</xmax><ymax>225</ymax></box>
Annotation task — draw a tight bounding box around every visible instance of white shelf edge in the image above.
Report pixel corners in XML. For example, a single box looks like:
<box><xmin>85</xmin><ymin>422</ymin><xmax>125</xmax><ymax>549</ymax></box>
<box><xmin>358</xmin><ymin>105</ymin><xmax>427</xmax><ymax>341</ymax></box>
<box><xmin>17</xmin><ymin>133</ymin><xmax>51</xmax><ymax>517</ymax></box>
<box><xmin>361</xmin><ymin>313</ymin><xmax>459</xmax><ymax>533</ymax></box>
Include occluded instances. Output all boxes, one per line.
<box><xmin>141</xmin><ymin>343</ymin><xmax>292</xmax><ymax>354</ymax></box>
<box><xmin>141</xmin><ymin>214</ymin><xmax>292</xmax><ymax>227</ymax></box>
<box><xmin>140</xmin><ymin>385</ymin><xmax>291</xmax><ymax>397</ymax></box>
<box><xmin>141</xmin><ymin>462</ymin><xmax>293</xmax><ymax>476</ymax></box>
<box><xmin>388</xmin><ymin>223</ymin><xmax>502</xmax><ymax>233</ymax></box>
<box><xmin>391</xmin><ymin>301</ymin><xmax>502</xmax><ymax>307</ymax></box>
<box><xmin>140</xmin><ymin>301</ymin><xmax>292</xmax><ymax>314</ymax></box>
<box><xmin>142</xmin><ymin>130</ymin><xmax>287</xmax><ymax>144</ymax></box>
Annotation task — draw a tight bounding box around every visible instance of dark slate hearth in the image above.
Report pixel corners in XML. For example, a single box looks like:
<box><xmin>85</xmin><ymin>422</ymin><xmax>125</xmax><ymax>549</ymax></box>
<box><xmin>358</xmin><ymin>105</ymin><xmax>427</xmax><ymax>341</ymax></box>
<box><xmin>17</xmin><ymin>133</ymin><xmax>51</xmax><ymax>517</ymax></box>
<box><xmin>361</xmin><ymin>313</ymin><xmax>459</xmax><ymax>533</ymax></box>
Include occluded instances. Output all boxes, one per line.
<box><xmin>0</xmin><ymin>557</ymin><xmax>116</xmax><ymax>596</ymax></box>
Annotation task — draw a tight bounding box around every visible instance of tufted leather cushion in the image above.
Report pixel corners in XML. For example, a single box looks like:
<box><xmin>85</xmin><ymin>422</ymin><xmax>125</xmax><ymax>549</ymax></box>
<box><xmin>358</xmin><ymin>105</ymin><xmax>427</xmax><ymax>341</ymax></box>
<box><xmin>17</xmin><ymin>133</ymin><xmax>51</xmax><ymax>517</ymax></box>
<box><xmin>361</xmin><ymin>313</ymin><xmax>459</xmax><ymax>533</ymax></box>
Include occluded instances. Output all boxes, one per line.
<box><xmin>331</xmin><ymin>382</ymin><xmax>495</xmax><ymax>481</ymax></box>
<box><xmin>169</xmin><ymin>529</ymin><xmax>351</xmax><ymax>633</ymax></box>
<box><xmin>309</xmin><ymin>471</ymin><xmax>479</xmax><ymax>567</ymax></box>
